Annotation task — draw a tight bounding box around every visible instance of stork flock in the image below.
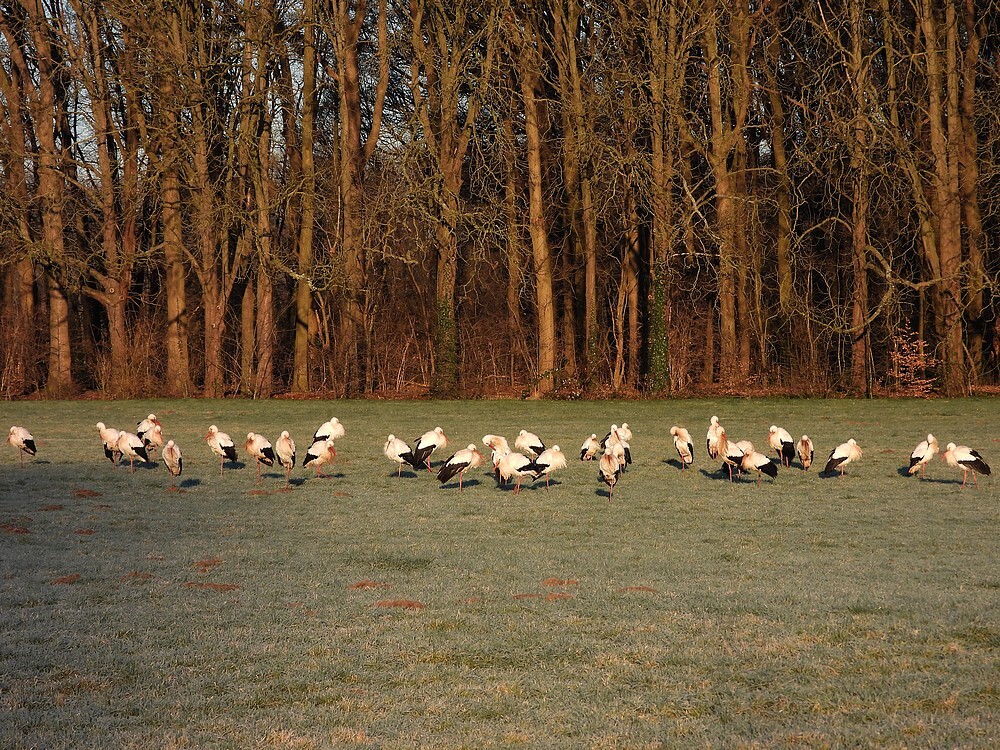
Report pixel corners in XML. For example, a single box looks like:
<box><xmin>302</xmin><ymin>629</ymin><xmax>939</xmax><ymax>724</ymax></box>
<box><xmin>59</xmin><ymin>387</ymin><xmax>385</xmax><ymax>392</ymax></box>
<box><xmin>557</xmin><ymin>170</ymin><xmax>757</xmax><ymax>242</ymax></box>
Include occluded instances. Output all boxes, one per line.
<box><xmin>4</xmin><ymin>412</ymin><xmax>993</xmax><ymax>494</ymax></box>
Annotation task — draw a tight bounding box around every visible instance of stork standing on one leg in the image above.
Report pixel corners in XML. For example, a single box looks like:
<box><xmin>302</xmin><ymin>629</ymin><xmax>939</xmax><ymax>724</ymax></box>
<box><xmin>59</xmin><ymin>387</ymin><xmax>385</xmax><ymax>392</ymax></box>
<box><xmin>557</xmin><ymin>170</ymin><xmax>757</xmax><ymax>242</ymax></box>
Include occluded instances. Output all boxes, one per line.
<box><xmin>908</xmin><ymin>433</ymin><xmax>939</xmax><ymax>479</ymax></box>
<box><xmin>7</xmin><ymin>426</ymin><xmax>36</xmax><ymax>467</ymax></box>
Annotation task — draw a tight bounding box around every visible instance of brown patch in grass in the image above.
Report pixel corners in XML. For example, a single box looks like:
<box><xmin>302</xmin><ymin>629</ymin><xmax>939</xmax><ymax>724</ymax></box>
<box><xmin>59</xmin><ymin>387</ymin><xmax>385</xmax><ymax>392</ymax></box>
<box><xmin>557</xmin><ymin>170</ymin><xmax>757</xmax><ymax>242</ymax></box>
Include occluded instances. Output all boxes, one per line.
<box><xmin>375</xmin><ymin>599</ymin><xmax>424</xmax><ymax>609</ymax></box>
<box><xmin>120</xmin><ymin>571</ymin><xmax>153</xmax><ymax>581</ymax></box>
<box><xmin>513</xmin><ymin>593</ymin><xmax>543</xmax><ymax>600</ymax></box>
<box><xmin>194</xmin><ymin>557</ymin><xmax>223</xmax><ymax>574</ymax></box>
<box><xmin>73</xmin><ymin>489</ymin><xmax>102</xmax><ymax>498</ymax></box>
<box><xmin>542</xmin><ymin>577</ymin><xmax>578</xmax><ymax>587</ymax></box>
<box><xmin>41</xmin><ymin>504</ymin><xmax>64</xmax><ymax>511</ymax></box>
<box><xmin>620</xmin><ymin>585</ymin><xmax>658</xmax><ymax>593</ymax></box>
<box><xmin>247</xmin><ymin>489</ymin><xmax>271</xmax><ymax>496</ymax></box>
<box><xmin>348</xmin><ymin>579</ymin><xmax>392</xmax><ymax>590</ymax></box>
<box><xmin>287</xmin><ymin>602</ymin><xmax>319</xmax><ymax>616</ymax></box>
<box><xmin>74</xmin><ymin>528</ymin><xmax>96</xmax><ymax>535</ymax></box>
<box><xmin>463</xmin><ymin>597</ymin><xmax>482</xmax><ymax>604</ymax></box>
<box><xmin>545</xmin><ymin>592</ymin><xmax>573</xmax><ymax>601</ymax></box>
<box><xmin>1</xmin><ymin>523</ymin><xmax>30</xmax><ymax>534</ymax></box>
<box><xmin>183</xmin><ymin>581</ymin><xmax>240</xmax><ymax>592</ymax></box>
<box><xmin>52</xmin><ymin>574</ymin><xmax>81</xmax><ymax>585</ymax></box>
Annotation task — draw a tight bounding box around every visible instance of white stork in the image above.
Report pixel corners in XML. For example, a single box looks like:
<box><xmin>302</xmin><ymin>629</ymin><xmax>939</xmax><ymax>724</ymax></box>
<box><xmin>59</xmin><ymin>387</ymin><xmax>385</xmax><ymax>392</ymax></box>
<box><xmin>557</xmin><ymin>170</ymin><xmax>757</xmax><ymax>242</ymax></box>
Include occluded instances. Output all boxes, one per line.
<box><xmin>245</xmin><ymin>432</ymin><xmax>276</xmax><ymax>481</ymax></box>
<box><xmin>741</xmin><ymin>449</ymin><xmax>778</xmax><ymax>485</ymax></box>
<box><xmin>437</xmin><ymin>444</ymin><xmax>484</xmax><ymax>492</ymax></box>
<box><xmin>482</xmin><ymin>434</ymin><xmax>511</xmax><ymax>481</ymax></box>
<box><xmin>384</xmin><ymin>434</ymin><xmax>415</xmax><ymax>477</ymax></box>
<box><xmin>533</xmin><ymin>445</ymin><xmax>568</xmax><ymax>489</ymax></box>
<box><xmin>136</xmin><ymin>414</ymin><xmax>161</xmax><ymax>442</ymax></box>
<box><xmin>7</xmin><ymin>426</ymin><xmax>36</xmax><ymax>467</ymax></box>
<box><xmin>303</xmin><ymin>438</ymin><xmax>336</xmax><ymax>477</ymax></box>
<box><xmin>670</xmin><ymin>426</ymin><xmax>694</xmax><ymax>469</ymax></box>
<box><xmin>717</xmin><ymin>428</ymin><xmax>744</xmax><ymax>481</ymax></box>
<box><xmin>823</xmin><ymin>438</ymin><xmax>863</xmax><ymax>477</ymax></box>
<box><xmin>275</xmin><ymin>431</ymin><xmax>297</xmax><ymax>487</ymax></box>
<box><xmin>797</xmin><ymin>435</ymin><xmax>814</xmax><ymax>471</ymax></box>
<box><xmin>514</xmin><ymin>429</ymin><xmax>545</xmax><ymax>459</ymax></box>
<box><xmin>908</xmin><ymin>433</ymin><xmax>939</xmax><ymax>479</ymax></box>
<box><xmin>313</xmin><ymin>417</ymin><xmax>345</xmax><ymax>443</ymax></box>
<box><xmin>707</xmin><ymin>416</ymin><xmax>723</xmax><ymax>460</ymax></box>
<box><xmin>162</xmin><ymin>440</ymin><xmax>183</xmax><ymax>488</ymax></box>
<box><xmin>205</xmin><ymin>425</ymin><xmax>239</xmax><ymax>474</ymax></box>
<box><xmin>598</xmin><ymin>446</ymin><xmax>622</xmax><ymax>501</ymax></box>
<box><xmin>412</xmin><ymin>427</ymin><xmax>448</xmax><ymax>471</ymax></box>
<box><xmin>768</xmin><ymin>425</ymin><xmax>796</xmax><ymax>467</ymax></box>
<box><xmin>580</xmin><ymin>433</ymin><xmax>601</xmax><ymax>461</ymax></box>
<box><xmin>942</xmin><ymin>443</ymin><xmax>991</xmax><ymax>489</ymax></box>
<box><xmin>116</xmin><ymin>431</ymin><xmax>149</xmax><ymax>474</ymax></box>
<box><xmin>143</xmin><ymin>423</ymin><xmax>165</xmax><ymax>458</ymax></box>
<box><xmin>498</xmin><ymin>451</ymin><xmax>539</xmax><ymax>495</ymax></box>
<box><xmin>96</xmin><ymin>422</ymin><xmax>121</xmax><ymax>466</ymax></box>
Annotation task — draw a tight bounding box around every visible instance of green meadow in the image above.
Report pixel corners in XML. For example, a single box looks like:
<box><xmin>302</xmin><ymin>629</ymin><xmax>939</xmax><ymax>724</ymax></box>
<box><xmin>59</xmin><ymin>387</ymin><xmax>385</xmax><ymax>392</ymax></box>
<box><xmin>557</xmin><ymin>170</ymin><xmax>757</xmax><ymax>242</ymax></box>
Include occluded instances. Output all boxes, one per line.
<box><xmin>1</xmin><ymin>398</ymin><xmax>997</xmax><ymax>748</ymax></box>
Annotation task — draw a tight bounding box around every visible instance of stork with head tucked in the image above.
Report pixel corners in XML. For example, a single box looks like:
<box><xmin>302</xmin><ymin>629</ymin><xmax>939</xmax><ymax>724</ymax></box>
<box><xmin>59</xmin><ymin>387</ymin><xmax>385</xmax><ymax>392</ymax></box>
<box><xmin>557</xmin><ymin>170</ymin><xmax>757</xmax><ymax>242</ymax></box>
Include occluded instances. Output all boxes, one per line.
<box><xmin>823</xmin><ymin>438</ymin><xmax>863</xmax><ymax>477</ymax></box>
<box><xmin>580</xmin><ymin>434</ymin><xmax>601</xmax><ymax>461</ymax></box>
<box><xmin>768</xmin><ymin>425</ymin><xmax>796</xmax><ymax>468</ymax></box>
<box><xmin>116</xmin><ymin>431</ymin><xmax>149</xmax><ymax>474</ymax></box>
<box><xmin>206</xmin><ymin>425</ymin><xmax>239</xmax><ymax>474</ymax></box>
<box><xmin>670</xmin><ymin>426</ymin><xmax>694</xmax><ymax>469</ymax></box>
<box><xmin>303</xmin><ymin>438</ymin><xmax>336</xmax><ymax>477</ymax></box>
<box><xmin>498</xmin><ymin>451</ymin><xmax>539</xmax><ymax>495</ymax></box>
<box><xmin>245</xmin><ymin>432</ymin><xmax>276</xmax><ymax>481</ymax></box>
<box><xmin>532</xmin><ymin>445</ymin><xmax>568</xmax><ymax>489</ymax></box>
<box><xmin>96</xmin><ymin>422</ymin><xmax>121</xmax><ymax>466</ymax></box>
<box><xmin>908</xmin><ymin>434</ymin><xmax>939</xmax><ymax>479</ymax></box>
<box><xmin>412</xmin><ymin>427</ymin><xmax>448</xmax><ymax>471</ymax></box>
<box><xmin>384</xmin><ymin>434</ymin><xmax>415</xmax><ymax>477</ymax></box>
<box><xmin>514</xmin><ymin>429</ymin><xmax>545</xmax><ymax>459</ymax></box>
<box><xmin>275</xmin><ymin>431</ymin><xmax>296</xmax><ymax>487</ymax></box>
<box><xmin>162</xmin><ymin>440</ymin><xmax>183</xmax><ymax>488</ymax></box>
<box><xmin>437</xmin><ymin>444</ymin><xmax>484</xmax><ymax>492</ymax></box>
<box><xmin>707</xmin><ymin>416</ymin><xmax>723</xmax><ymax>460</ymax></box>
<box><xmin>7</xmin><ymin>426</ymin><xmax>36</xmax><ymax>467</ymax></box>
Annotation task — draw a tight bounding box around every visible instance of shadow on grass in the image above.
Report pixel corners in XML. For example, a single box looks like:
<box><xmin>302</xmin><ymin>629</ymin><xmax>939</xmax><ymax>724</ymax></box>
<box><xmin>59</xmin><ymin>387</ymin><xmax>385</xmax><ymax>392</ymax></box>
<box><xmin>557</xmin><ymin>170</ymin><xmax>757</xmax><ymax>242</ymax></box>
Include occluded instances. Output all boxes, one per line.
<box><xmin>699</xmin><ymin>468</ymin><xmax>737</xmax><ymax>483</ymax></box>
<box><xmin>179</xmin><ymin>478</ymin><xmax>201</xmax><ymax>488</ymax></box>
<box><xmin>439</xmin><ymin>478</ymin><xmax>483</xmax><ymax>490</ymax></box>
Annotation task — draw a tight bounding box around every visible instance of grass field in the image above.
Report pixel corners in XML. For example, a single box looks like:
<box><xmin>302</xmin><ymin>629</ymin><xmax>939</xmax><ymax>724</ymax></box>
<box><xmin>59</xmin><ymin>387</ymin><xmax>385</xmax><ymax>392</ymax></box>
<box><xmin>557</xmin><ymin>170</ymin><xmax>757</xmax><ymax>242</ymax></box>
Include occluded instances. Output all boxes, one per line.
<box><xmin>1</xmin><ymin>397</ymin><xmax>997</xmax><ymax>749</ymax></box>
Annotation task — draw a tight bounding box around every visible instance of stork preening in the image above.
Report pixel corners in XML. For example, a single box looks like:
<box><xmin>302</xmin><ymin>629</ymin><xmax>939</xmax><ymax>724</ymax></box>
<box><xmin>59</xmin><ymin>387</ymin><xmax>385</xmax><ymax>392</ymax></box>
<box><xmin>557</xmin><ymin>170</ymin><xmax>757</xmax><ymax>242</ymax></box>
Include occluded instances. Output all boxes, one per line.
<box><xmin>768</xmin><ymin>426</ymin><xmax>796</xmax><ymax>468</ymax></box>
<box><xmin>116</xmin><ymin>431</ymin><xmax>149</xmax><ymax>474</ymax></box>
<box><xmin>275</xmin><ymin>431</ymin><xmax>297</xmax><ymax>487</ymax></box>
<box><xmin>942</xmin><ymin>443</ymin><xmax>991</xmax><ymax>489</ymax></box>
<box><xmin>143</xmin><ymin>423</ymin><xmax>165</xmax><ymax>458</ymax></box>
<box><xmin>741</xmin><ymin>449</ymin><xmax>779</xmax><ymax>485</ymax></box>
<box><xmin>797</xmin><ymin>435</ymin><xmax>814</xmax><ymax>471</ymax></box>
<box><xmin>205</xmin><ymin>425</ymin><xmax>239</xmax><ymax>474</ymax></box>
<box><xmin>313</xmin><ymin>417</ymin><xmax>345</xmax><ymax>443</ymax></box>
<box><xmin>384</xmin><ymin>434</ymin><xmax>415</xmax><ymax>477</ymax></box>
<box><xmin>908</xmin><ymin>434</ymin><xmax>939</xmax><ymax>479</ymax></box>
<box><xmin>162</xmin><ymin>440</ymin><xmax>183</xmax><ymax>488</ymax></box>
<box><xmin>412</xmin><ymin>427</ymin><xmax>448</xmax><ymax>471</ymax></box>
<box><xmin>514</xmin><ymin>429</ymin><xmax>545</xmax><ymax>459</ymax></box>
<box><xmin>603</xmin><ymin>425</ymin><xmax>632</xmax><ymax>469</ymax></box>
<box><xmin>498</xmin><ymin>451</ymin><xmax>539</xmax><ymax>494</ymax></box>
<box><xmin>599</xmin><ymin>446</ymin><xmax>622</xmax><ymax>501</ymax></box>
<box><xmin>670</xmin><ymin>426</ymin><xmax>694</xmax><ymax>469</ymax></box>
<box><xmin>96</xmin><ymin>422</ymin><xmax>122</xmax><ymax>466</ymax></box>
<box><xmin>7</xmin><ymin>426</ymin><xmax>36</xmax><ymax>467</ymax></box>
<box><xmin>823</xmin><ymin>438</ymin><xmax>863</xmax><ymax>477</ymax></box>
<box><xmin>245</xmin><ymin>432</ymin><xmax>276</xmax><ymax>481</ymax></box>
<box><xmin>532</xmin><ymin>445</ymin><xmax>568</xmax><ymax>489</ymax></box>
<box><xmin>136</xmin><ymin>414</ymin><xmax>161</xmax><ymax>442</ymax></box>
<box><xmin>580</xmin><ymin>434</ymin><xmax>601</xmax><ymax>461</ymax></box>
<box><xmin>707</xmin><ymin>416</ymin><xmax>723</xmax><ymax>460</ymax></box>
<box><xmin>716</xmin><ymin>428</ymin><xmax>745</xmax><ymax>481</ymax></box>
<box><xmin>437</xmin><ymin>444</ymin><xmax>484</xmax><ymax>491</ymax></box>
<box><xmin>482</xmin><ymin>434</ymin><xmax>511</xmax><ymax>481</ymax></box>
<box><xmin>303</xmin><ymin>438</ymin><xmax>336</xmax><ymax>477</ymax></box>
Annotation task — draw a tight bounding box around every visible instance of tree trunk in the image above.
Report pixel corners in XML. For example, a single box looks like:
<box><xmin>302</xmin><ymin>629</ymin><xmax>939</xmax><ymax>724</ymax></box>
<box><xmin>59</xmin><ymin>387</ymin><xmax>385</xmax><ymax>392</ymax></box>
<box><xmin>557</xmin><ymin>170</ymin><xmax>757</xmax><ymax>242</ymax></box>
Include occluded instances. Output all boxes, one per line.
<box><xmin>521</xmin><ymin>45</ymin><xmax>555</xmax><ymax>396</ymax></box>
<box><xmin>292</xmin><ymin>0</ymin><xmax>317</xmax><ymax>392</ymax></box>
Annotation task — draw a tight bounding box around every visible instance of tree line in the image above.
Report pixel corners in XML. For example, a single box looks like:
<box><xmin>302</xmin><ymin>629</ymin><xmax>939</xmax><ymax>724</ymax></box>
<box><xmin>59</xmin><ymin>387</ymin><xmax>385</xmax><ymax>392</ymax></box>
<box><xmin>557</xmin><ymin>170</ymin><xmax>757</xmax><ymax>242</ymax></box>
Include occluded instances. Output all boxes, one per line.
<box><xmin>1</xmin><ymin>0</ymin><xmax>997</xmax><ymax>399</ymax></box>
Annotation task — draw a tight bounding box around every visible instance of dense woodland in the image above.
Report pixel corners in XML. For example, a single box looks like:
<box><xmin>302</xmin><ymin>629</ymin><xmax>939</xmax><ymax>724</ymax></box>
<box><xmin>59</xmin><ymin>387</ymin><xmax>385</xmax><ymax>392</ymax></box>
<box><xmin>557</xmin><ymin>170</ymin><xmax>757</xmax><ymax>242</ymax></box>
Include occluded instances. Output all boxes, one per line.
<box><xmin>0</xmin><ymin>0</ymin><xmax>998</xmax><ymax>399</ymax></box>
